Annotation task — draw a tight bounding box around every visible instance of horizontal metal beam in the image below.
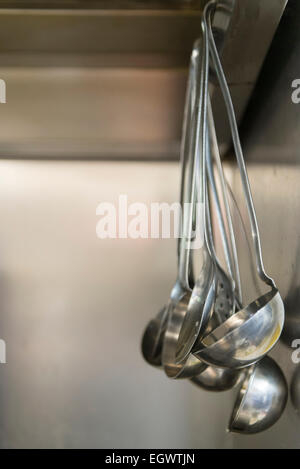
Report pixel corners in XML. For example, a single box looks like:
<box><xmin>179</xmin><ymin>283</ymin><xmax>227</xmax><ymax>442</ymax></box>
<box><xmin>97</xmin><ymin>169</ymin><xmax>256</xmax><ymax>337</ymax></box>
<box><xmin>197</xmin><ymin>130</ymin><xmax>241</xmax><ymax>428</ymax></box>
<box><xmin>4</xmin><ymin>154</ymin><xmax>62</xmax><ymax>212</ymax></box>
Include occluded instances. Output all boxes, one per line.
<box><xmin>0</xmin><ymin>1</ymin><xmax>288</xmax><ymax>160</ymax></box>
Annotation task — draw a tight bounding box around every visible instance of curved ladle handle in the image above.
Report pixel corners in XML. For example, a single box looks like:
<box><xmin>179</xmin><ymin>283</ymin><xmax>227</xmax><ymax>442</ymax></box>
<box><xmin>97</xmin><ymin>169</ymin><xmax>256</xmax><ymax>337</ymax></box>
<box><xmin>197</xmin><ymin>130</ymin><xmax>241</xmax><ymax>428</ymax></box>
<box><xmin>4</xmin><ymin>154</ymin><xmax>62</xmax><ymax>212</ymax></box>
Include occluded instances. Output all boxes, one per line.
<box><xmin>205</xmin><ymin>3</ymin><xmax>275</xmax><ymax>289</ymax></box>
<box><xmin>178</xmin><ymin>35</ymin><xmax>208</xmax><ymax>289</ymax></box>
<box><xmin>206</xmin><ymin>124</ymin><xmax>236</xmax><ymax>295</ymax></box>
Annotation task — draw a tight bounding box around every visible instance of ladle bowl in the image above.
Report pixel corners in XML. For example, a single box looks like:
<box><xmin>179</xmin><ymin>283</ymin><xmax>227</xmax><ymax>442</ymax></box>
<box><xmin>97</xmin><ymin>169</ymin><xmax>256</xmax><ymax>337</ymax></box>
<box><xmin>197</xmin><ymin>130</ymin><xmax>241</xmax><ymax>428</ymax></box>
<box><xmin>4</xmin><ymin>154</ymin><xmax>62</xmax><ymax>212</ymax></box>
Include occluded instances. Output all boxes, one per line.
<box><xmin>191</xmin><ymin>366</ymin><xmax>241</xmax><ymax>392</ymax></box>
<box><xmin>141</xmin><ymin>306</ymin><xmax>168</xmax><ymax>367</ymax></box>
<box><xmin>228</xmin><ymin>356</ymin><xmax>288</xmax><ymax>434</ymax></box>
<box><xmin>193</xmin><ymin>288</ymin><xmax>284</xmax><ymax>369</ymax></box>
<box><xmin>162</xmin><ymin>288</ymin><xmax>214</xmax><ymax>378</ymax></box>
<box><xmin>141</xmin><ymin>298</ymin><xmax>209</xmax><ymax>378</ymax></box>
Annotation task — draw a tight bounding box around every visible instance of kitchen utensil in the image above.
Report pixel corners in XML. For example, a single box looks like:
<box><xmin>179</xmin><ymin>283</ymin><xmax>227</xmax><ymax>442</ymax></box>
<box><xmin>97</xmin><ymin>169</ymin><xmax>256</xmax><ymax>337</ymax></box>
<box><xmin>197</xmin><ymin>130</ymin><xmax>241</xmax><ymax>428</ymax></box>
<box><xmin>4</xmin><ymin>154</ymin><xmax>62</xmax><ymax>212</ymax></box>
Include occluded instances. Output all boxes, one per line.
<box><xmin>190</xmin><ymin>117</ymin><xmax>241</xmax><ymax>391</ymax></box>
<box><xmin>228</xmin><ymin>356</ymin><xmax>288</xmax><ymax>434</ymax></box>
<box><xmin>141</xmin><ymin>39</ymin><xmax>198</xmax><ymax>368</ymax></box>
<box><xmin>193</xmin><ymin>3</ymin><xmax>284</xmax><ymax>369</ymax></box>
<box><xmin>162</xmin><ymin>20</ymin><xmax>217</xmax><ymax>377</ymax></box>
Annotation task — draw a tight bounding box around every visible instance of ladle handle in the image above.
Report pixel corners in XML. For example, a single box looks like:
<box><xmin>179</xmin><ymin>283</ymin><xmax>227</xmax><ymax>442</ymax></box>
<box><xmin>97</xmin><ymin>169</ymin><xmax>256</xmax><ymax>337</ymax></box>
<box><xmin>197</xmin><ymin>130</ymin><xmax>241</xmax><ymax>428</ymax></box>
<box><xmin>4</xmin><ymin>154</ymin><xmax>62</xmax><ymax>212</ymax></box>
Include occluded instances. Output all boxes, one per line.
<box><xmin>178</xmin><ymin>49</ymin><xmax>196</xmax><ymax>285</ymax></box>
<box><xmin>205</xmin><ymin>4</ymin><xmax>275</xmax><ymax>289</ymax></box>
<box><xmin>178</xmin><ymin>34</ymin><xmax>208</xmax><ymax>289</ymax></box>
<box><xmin>206</xmin><ymin>127</ymin><xmax>234</xmax><ymax>284</ymax></box>
<box><xmin>207</xmin><ymin>96</ymin><xmax>242</xmax><ymax>304</ymax></box>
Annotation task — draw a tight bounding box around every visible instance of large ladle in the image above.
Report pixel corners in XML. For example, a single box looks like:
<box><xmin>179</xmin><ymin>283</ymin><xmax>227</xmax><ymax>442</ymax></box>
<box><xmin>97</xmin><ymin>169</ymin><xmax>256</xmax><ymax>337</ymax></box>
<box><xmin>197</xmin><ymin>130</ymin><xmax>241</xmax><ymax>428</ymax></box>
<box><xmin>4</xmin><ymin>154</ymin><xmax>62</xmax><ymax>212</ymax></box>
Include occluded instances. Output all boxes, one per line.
<box><xmin>163</xmin><ymin>2</ymin><xmax>241</xmax><ymax>377</ymax></box>
<box><xmin>193</xmin><ymin>2</ymin><xmax>284</xmax><ymax>369</ymax></box>
<box><xmin>162</xmin><ymin>26</ymin><xmax>240</xmax><ymax>383</ymax></box>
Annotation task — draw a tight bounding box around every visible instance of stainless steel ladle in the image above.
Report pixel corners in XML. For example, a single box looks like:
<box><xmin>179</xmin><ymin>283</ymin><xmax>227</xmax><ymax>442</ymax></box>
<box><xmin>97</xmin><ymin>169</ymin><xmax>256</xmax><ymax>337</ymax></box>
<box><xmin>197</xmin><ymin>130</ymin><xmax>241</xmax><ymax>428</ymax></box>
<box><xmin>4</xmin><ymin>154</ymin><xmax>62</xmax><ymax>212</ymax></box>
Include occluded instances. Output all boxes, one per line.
<box><xmin>291</xmin><ymin>365</ymin><xmax>300</xmax><ymax>415</ymax></box>
<box><xmin>143</xmin><ymin>38</ymin><xmax>211</xmax><ymax>378</ymax></box>
<box><xmin>162</xmin><ymin>18</ymin><xmax>241</xmax><ymax>385</ymax></box>
<box><xmin>163</xmin><ymin>4</ymin><xmax>241</xmax><ymax>380</ymax></box>
<box><xmin>193</xmin><ymin>3</ymin><xmax>284</xmax><ymax>369</ymax></box>
<box><xmin>228</xmin><ymin>356</ymin><xmax>288</xmax><ymax>434</ymax></box>
<box><xmin>163</xmin><ymin>9</ymin><xmax>217</xmax><ymax>374</ymax></box>
<box><xmin>162</xmin><ymin>20</ymin><xmax>217</xmax><ymax>378</ymax></box>
<box><xmin>141</xmin><ymin>39</ymin><xmax>199</xmax><ymax>368</ymax></box>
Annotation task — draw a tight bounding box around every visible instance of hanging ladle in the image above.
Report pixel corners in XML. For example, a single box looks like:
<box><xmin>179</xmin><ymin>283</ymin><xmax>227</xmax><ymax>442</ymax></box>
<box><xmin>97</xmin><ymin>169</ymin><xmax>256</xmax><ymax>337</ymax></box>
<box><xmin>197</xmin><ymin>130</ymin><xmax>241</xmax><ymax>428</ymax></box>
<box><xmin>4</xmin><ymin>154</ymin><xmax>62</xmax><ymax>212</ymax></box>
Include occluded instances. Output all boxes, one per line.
<box><xmin>163</xmin><ymin>6</ymin><xmax>240</xmax><ymax>381</ymax></box>
<box><xmin>143</xmin><ymin>37</ymin><xmax>212</xmax><ymax>378</ymax></box>
<box><xmin>141</xmin><ymin>38</ymin><xmax>198</xmax><ymax>368</ymax></box>
<box><xmin>193</xmin><ymin>2</ymin><xmax>284</xmax><ymax>369</ymax></box>
<box><xmin>163</xmin><ymin>3</ymin><xmax>240</xmax><ymax>377</ymax></box>
<box><xmin>162</xmin><ymin>14</ymin><xmax>217</xmax><ymax>378</ymax></box>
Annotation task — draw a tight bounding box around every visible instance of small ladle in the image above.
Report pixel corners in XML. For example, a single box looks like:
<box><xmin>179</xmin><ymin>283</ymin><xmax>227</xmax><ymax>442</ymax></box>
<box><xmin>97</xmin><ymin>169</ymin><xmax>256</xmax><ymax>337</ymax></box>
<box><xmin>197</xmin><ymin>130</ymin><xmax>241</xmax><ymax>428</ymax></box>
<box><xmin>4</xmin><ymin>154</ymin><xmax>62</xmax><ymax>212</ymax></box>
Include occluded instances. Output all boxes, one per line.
<box><xmin>162</xmin><ymin>23</ymin><xmax>217</xmax><ymax>378</ymax></box>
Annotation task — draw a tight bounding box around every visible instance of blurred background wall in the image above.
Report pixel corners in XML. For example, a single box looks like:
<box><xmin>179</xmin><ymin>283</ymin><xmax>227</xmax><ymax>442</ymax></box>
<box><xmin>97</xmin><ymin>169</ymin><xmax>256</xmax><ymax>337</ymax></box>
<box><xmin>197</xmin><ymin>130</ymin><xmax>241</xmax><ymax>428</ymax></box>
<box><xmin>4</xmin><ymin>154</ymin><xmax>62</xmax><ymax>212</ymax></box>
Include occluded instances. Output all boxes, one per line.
<box><xmin>0</xmin><ymin>0</ymin><xmax>299</xmax><ymax>449</ymax></box>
